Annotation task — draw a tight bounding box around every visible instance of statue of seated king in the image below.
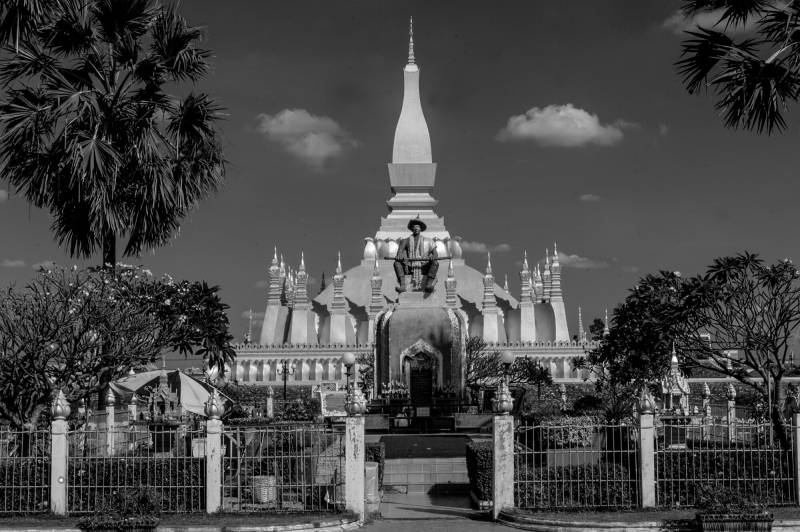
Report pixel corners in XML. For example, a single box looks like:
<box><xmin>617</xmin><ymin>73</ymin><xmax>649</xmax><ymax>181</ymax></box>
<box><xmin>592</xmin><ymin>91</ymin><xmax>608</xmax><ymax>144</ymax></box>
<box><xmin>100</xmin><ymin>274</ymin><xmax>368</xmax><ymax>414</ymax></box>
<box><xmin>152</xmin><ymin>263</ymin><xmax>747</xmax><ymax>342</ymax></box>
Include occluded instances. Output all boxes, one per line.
<box><xmin>394</xmin><ymin>217</ymin><xmax>438</xmax><ymax>293</ymax></box>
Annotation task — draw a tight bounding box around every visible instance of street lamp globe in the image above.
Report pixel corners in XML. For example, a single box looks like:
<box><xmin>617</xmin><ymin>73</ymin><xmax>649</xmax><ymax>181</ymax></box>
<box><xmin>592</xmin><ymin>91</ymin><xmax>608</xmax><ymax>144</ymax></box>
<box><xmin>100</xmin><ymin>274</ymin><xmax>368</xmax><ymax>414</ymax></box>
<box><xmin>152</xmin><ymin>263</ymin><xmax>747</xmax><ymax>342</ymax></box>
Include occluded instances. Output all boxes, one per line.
<box><xmin>501</xmin><ymin>350</ymin><xmax>515</xmax><ymax>366</ymax></box>
<box><xmin>342</xmin><ymin>351</ymin><xmax>356</xmax><ymax>368</ymax></box>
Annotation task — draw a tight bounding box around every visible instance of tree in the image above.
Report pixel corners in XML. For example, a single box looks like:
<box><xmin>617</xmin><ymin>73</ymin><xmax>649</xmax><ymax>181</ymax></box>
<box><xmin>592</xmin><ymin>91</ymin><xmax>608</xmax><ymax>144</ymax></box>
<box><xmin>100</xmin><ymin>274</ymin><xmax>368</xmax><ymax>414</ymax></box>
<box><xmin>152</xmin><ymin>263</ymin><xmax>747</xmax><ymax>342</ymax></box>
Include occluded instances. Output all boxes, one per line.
<box><xmin>585</xmin><ymin>252</ymin><xmax>800</xmax><ymax>448</ymax></box>
<box><xmin>464</xmin><ymin>336</ymin><xmax>554</xmax><ymax>394</ymax></box>
<box><xmin>0</xmin><ymin>0</ymin><xmax>225</xmax><ymax>268</ymax></box>
<box><xmin>588</xmin><ymin>317</ymin><xmax>606</xmax><ymax>341</ymax></box>
<box><xmin>356</xmin><ymin>352</ymin><xmax>374</xmax><ymax>396</ymax></box>
<box><xmin>0</xmin><ymin>265</ymin><xmax>235</xmax><ymax>429</ymax></box>
<box><xmin>676</xmin><ymin>1</ymin><xmax>800</xmax><ymax>133</ymax></box>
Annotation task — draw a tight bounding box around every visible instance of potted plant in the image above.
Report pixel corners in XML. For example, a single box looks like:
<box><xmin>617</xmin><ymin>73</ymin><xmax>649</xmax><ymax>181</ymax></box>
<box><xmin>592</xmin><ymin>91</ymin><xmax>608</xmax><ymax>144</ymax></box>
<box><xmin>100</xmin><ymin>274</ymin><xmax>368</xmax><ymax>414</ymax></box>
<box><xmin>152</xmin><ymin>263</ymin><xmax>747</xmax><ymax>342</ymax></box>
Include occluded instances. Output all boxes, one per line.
<box><xmin>77</xmin><ymin>487</ymin><xmax>161</xmax><ymax>532</ymax></box>
<box><xmin>696</xmin><ymin>485</ymin><xmax>773</xmax><ymax>532</ymax></box>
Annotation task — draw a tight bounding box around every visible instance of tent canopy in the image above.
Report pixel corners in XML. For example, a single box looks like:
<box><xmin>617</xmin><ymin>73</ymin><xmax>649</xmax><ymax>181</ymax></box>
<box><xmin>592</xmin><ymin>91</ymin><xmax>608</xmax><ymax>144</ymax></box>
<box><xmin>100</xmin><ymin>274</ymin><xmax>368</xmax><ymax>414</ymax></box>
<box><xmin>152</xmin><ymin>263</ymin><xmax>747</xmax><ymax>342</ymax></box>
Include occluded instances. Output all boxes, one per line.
<box><xmin>113</xmin><ymin>369</ymin><xmax>231</xmax><ymax>417</ymax></box>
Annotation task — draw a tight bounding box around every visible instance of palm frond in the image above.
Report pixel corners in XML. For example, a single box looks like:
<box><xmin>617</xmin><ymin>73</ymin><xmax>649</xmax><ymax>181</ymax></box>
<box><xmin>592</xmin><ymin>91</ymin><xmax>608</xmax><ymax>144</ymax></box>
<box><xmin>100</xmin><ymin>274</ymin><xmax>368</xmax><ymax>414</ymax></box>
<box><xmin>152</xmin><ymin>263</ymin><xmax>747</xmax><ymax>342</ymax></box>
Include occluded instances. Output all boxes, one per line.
<box><xmin>90</xmin><ymin>0</ymin><xmax>156</xmax><ymax>44</ymax></box>
<box><xmin>150</xmin><ymin>6</ymin><xmax>209</xmax><ymax>82</ymax></box>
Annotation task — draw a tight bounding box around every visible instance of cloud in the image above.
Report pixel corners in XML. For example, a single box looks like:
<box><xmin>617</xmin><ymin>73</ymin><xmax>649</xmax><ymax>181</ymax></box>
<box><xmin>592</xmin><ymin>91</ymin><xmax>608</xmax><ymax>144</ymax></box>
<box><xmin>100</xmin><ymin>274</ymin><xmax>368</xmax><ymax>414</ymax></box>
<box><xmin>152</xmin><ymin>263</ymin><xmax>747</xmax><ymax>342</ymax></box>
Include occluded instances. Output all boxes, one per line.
<box><xmin>658</xmin><ymin>123</ymin><xmax>669</xmax><ymax>136</ymax></box>
<box><xmin>541</xmin><ymin>251</ymin><xmax>609</xmax><ymax>270</ymax></box>
<box><xmin>622</xmin><ymin>265</ymin><xmax>640</xmax><ymax>274</ymax></box>
<box><xmin>662</xmin><ymin>8</ymin><xmax>760</xmax><ymax>35</ymax></box>
<box><xmin>497</xmin><ymin>104</ymin><xmax>635</xmax><ymax>147</ymax></box>
<box><xmin>579</xmin><ymin>194</ymin><xmax>601</xmax><ymax>202</ymax></box>
<box><xmin>31</xmin><ymin>260</ymin><xmax>55</xmax><ymax>271</ymax></box>
<box><xmin>1</xmin><ymin>259</ymin><xmax>26</xmax><ymax>268</ymax></box>
<box><xmin>255</xmin><ymin>280</ymin><xmax>269</xmax><ymax>289</ymax></box>
<box><xmin>460</xmin><ymin>241</ymin><xmax>512</xmax><ymax>254</ymax></box>
<box><xmin>0</xmin><ymin>190</ymin><xmax>7</xmax><ymax>202</ymax></box>
<box><xmin>255</xmin><ymin>109</ymin><xmax>357</xmax><ymax>169</ymax></box>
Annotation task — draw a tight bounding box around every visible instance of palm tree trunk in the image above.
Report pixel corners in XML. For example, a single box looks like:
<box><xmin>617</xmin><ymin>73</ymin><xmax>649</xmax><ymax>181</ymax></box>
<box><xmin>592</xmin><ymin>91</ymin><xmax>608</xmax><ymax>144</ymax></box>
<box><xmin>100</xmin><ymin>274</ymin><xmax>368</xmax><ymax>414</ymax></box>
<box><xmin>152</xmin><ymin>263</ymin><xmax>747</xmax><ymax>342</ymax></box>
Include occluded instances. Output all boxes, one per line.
<box><xmin>102</xmin><ymin>230</ymin><xmax>116</xmax><ymax>271</ymax></box>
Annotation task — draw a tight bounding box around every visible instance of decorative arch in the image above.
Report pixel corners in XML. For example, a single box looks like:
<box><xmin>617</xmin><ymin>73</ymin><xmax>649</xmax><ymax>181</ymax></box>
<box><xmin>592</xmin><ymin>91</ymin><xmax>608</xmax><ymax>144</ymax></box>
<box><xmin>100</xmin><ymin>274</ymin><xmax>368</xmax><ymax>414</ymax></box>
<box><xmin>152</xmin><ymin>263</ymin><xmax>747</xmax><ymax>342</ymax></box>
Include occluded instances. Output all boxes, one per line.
<box><xmin>399</xmin><ymin>339</ymin><xmax>444</xmax><ymax>389</ymax></box>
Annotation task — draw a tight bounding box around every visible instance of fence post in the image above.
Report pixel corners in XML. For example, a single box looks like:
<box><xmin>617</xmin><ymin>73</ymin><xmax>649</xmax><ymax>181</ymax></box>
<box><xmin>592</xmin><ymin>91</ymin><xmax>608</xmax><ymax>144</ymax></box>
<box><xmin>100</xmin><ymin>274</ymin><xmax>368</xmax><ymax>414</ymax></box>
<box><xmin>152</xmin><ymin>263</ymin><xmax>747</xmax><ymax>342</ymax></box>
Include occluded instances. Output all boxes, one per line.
<box><xmin>492</xmin><ymin>414</ymin><xmax>514</xmax><ymax>519</ymax></box>
<box><xmin>793</xmin><ymin>412</ymin><xmax>800</xmax><ymax>505</ymax></box>
<box><xmin>345</xmin><ymin>416</ymin><xmax>365</xmax><ymax>520</ymax></box>
<box><xmin>726</xmin><ymin>383</ymin><xmax>737</xmax><ymax>442</ymax></box>
<box><xmin>50</xmin><ymin>391</ymin><xmax>69</xmax><ymax>516</ymax></box>
<box><xmin>105</xmin><ymin>388</ymin><xmax>115</xmax><ymax>456</ymax></box>
<box><xmin>266</xmin><ymin>386</ymin><xmax>274</xmax><ymax>418</ymax></box>
<box><xmin>204</xmin><ymin>390</ymin><xmax>224</xmax><ymax>514</ymax></box>
<box><xmin>638</xmin><ymin>394</ymin><xmax>656</xmax><ymax>508</ymax></box>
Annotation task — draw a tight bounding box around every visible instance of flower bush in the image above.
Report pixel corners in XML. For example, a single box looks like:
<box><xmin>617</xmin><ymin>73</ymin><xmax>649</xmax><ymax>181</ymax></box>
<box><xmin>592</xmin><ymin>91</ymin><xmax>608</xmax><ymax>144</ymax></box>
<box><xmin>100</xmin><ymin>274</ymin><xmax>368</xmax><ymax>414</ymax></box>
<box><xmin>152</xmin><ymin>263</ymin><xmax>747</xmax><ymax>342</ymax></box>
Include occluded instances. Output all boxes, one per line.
<box><xmin>466</xmin><ymin>441</ymin><xmax>493</xmax><ymax>501</ymax></box>
<box><xmin>537</xmin><ymin>416</ymin><xmax>602</xmax><ymax>449</ymax></box>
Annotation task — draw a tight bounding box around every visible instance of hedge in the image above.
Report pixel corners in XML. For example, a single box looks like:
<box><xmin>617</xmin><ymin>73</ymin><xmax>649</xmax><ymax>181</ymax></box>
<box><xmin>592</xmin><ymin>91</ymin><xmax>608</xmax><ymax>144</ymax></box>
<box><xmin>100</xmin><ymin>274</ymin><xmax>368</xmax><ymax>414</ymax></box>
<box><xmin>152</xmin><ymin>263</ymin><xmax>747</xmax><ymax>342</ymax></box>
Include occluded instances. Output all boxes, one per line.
<box><xmin>466</xmin><ymin>441</ymin><xmax>493</xmax><ymax>501</ymax></box>
<box><xmin>0</xmin><ymin>458</ymin><xmax>50</xmax><ymax>514</ymax></box>
<box><xmin>365</xmin><ymin>442</ymin><xmax>385</xmax><ymax>489</ymax></box>
<box><xmin>656</xmin><ymin>448</ymin><xmax>794</xmax><ymax>507</ymax></box>
<box><xmin>515</xmin><ymin>463</ymin><xmax>638</xmax><ymax>510</ymax></box>
<box><xmin>67</xmin><ymin>457</ymin><xmax>205</xmax><ymax>513</ymax></box>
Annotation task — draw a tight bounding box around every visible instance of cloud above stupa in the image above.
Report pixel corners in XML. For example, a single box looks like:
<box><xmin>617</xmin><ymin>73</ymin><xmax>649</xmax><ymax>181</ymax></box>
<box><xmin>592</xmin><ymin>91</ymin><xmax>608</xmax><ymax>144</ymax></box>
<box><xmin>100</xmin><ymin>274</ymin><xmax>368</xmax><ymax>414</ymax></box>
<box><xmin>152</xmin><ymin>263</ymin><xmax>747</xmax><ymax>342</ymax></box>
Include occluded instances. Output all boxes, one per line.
<box><xmin>1</xmin><ymin>259</ymin><xmax>26</xmax><ymax>268</ymax></box>
<box><xmin>496</xmin><ymin>104</ymin><xmax>635</xmax><ymax>147</ymax></box>
<box><xmin>255</xmin><ymin>109</ymin><xmax>358</xmax><ymax>169</ymax></box>
<box><xmin>460</xmin><ymin>241</ymin><xmax>512</xmax><ymax>254</ymax></box>
<box><xmin>537</xmin><ymin>251</ymin><xmax>609</xmax><ymax>270</ymax></box>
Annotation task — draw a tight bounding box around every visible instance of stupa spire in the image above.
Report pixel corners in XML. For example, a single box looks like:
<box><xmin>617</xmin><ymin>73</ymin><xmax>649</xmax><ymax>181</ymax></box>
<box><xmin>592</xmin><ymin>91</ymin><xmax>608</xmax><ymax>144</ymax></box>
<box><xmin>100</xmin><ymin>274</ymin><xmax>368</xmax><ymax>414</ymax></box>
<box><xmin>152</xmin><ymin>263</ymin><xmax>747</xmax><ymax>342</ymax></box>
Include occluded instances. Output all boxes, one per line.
<box><xmin>486</xmin><ymin>252</ymin><xmax>493</xmax><ymax>274</ymax></box>
<box><xmin>408</xmin><ymin>16</ymin><xmax>415</xmax><ymax>65</ymax></box>
<box><xmin>522</xmin><ymin>250</ymin><xmax>529</xmax><ymax>271</ymax></box>
<box><xmin>577</xmin><ymin>306</ymin><xmax>585</xmax><ymax>342</ymax></box>
<box><xmin>604</xmin><ymin>309</ymin><xmax>610</xmax><ymax>336</ymax></box>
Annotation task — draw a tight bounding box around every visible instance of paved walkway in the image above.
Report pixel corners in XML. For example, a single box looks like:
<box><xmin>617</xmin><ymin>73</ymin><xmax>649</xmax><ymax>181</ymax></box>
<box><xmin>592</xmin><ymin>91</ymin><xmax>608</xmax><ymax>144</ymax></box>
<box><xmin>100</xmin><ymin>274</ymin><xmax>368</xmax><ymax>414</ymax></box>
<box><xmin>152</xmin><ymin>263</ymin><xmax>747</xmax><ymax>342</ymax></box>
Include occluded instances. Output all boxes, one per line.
<box><xmin>366</xmin><ymin>493</ymin><xmax>503</xmax><ymax>531</ymax></box>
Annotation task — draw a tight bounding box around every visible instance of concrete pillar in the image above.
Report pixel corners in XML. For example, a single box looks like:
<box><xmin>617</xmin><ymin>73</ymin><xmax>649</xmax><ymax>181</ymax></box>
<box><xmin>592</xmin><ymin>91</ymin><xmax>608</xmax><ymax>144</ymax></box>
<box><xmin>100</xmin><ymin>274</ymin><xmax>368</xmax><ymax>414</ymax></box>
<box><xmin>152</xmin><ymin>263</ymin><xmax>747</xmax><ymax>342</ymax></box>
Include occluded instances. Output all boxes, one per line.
<box><xmin>492</xmin><ymin>415</ymin><xmax>514</xmax><ymax>519</ymax></box>
<box><xmin>345</xmin><ymin>416</ymin><xmax>365</xmax><ymax>520</ymax></box>
<box><xmin>204</xmin><ymin>391</ymin><xmax>224</xmax><ymax>514</ymax></box>
<box><xmin>793</xmin><ymin>412</ymin><xmax>800</xmax><ymax>504</ymax></box>
<box><xmin>265</xmin><ymin>387</ymin><xmax>274</xmax><ymax>418</ymax></box>
<box><xmin>50</xmin><ymin>391</ymin><xmax>69</xmax><ymax>516</ymax></box>
<box><xmin>639</xmin><ymin>412</ymin><xmax>655</xmax><ymax>508</ymax></box>
<box><xmin>105</xmin><ymin>389</ymin><xmax>115</xmax><ymax>457</ymax></box>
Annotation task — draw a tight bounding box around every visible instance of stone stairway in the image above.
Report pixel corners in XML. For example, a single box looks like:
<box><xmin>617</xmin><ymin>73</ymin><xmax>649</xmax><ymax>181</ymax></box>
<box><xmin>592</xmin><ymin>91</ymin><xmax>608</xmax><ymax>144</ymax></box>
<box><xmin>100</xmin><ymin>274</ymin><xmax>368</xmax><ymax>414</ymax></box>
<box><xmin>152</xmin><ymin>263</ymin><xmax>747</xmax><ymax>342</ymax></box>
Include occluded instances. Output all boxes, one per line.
<box><xmin>383</xmin><ymin>456</ymin><xmax>469</xmax><ymax>494</ymax></box>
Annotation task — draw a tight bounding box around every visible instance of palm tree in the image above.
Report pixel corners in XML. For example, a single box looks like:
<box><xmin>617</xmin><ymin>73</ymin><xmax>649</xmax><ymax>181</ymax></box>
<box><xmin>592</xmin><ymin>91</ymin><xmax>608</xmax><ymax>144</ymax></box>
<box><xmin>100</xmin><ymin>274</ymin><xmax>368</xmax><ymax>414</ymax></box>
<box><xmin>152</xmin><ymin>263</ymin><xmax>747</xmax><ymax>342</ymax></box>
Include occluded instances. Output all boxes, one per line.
<box><xmin>0</xmin><ymin>0</ymin><xmax>225</xmax><ymax>268</ymax></box>
<box><xmin>676</xmin><ymin>0</ymin><xmax>800</xmax><ymax>134</ymax></box>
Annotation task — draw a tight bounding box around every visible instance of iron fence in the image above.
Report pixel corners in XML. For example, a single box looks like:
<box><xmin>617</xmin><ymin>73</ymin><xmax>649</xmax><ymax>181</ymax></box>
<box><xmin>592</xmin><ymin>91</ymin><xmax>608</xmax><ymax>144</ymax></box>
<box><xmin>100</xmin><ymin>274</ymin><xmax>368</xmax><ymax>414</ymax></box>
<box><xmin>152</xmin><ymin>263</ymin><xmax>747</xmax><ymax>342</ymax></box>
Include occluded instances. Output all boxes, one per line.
<box><xmin>67</xmin><ymin>426</ymin><xmax>205</xmax><ymax>514</ymax></box>
<box><xmin>655</xmin><ymin>419</ymin><xmax>794</xmax><ymax>507</ymax></box>
<box><xmin>514</xmin><ymin>421</ymin><xmax>640</xmax><ymax>510</ymax></box>
<box><xmin>221</xmin><ymin>424</ymin><xmax>345</xmax><ymax>513</ymax></box>
<box><xmin>0</xmin><ymin>428</ymin><xmax>50</xmax><ymax>515</ymax></box>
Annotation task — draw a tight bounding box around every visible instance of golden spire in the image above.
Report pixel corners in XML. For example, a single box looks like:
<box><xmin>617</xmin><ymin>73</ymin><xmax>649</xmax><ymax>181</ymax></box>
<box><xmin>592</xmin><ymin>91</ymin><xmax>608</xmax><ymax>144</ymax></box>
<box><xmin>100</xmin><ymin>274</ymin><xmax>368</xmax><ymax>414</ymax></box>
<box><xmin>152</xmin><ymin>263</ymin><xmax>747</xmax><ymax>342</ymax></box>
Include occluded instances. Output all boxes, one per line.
<box><xmin>408</xmin><ymin>16</ymin><xmax>415</xmax><ymax>65</ymax></box>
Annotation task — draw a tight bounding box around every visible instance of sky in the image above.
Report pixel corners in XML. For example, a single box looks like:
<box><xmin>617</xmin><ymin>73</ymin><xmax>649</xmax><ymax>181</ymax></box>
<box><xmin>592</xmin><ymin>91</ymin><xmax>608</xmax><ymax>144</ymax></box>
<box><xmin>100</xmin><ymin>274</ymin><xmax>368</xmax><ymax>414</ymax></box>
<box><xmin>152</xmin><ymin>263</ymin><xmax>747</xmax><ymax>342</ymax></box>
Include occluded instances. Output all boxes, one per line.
<box><xmin>1</xmin><ymin>1</ymin><xmax>799</xmax><ymax>357</ymax></box>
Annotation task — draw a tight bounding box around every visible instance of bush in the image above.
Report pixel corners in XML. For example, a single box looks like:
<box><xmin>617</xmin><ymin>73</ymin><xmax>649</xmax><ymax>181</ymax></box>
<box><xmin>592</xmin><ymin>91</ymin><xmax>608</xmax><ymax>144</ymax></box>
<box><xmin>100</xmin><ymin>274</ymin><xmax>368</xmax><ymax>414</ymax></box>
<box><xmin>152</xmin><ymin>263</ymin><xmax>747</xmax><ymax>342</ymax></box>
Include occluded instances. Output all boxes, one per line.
<box><xmin>515</xmin><ymin>463</ymin><xmax>638</xmax><ymax>509</ymax></box>
<box><xmin>67</xmin><ymin>458</ymin><xmax>205</xmax><ymax>513</ymax></box>
<box><xmin>0</xmin><ymin>458</ymin><xmax>50</xmax><ymax>513</ymax></box>
<box><xmin>573</xmin><ymin>395</ymin><xmax>604</xmax><ymax>413</ymax></box>
<box><xmin>657</xmin><ymin>449</ymin><xmax>793</xmax><ymax>508</ymax></box>
<box><xmin>365</xmin><ymin>442</ymin><xmax>385</xmax><ymax>489</ymax></box>
<box><xmin>537</xmin><ymin>416</ymin><xmax>602</xmax><ymax>448</ymax></box>
<box><xmin>466</xmin><ymin>441</ymin><xmax>493</xmax><ymax>501</ymax></box>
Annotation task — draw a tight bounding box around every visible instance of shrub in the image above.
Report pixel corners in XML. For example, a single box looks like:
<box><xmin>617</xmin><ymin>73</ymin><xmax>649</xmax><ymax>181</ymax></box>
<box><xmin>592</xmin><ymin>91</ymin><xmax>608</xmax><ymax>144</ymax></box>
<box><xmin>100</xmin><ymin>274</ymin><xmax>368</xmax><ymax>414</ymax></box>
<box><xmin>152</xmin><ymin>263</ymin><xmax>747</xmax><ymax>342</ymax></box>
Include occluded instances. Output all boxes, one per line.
<box><xmin>365</xmin><ymin>442</ymin><xmax>385</xmax><ymax>489</ymax></box>
<box><xmin>573</xmin><ymin>395</ymin><xmax>604</xmax><ymax>413</ymax></box>
<box><xmin>466</xmin><ymin>441</ymin><xmax>493</xmax><ymax>501</ymax></box>
<box><xmin>515</xmin><ymin>463</ymin><xmax>638</xmax><ymax>509</ymax></box>
<box><xmin>67</xmin><ymin>458</ymin><xmax>205</xmax><ymax>513</ymax></box>
<box><xmin>0</xmin><ymin>458</ymin><xmax>50</xmax><ymax>514</ymax></box>
<box><xmin>657</xmin><ymin>448</ymin><xmax>793</xmax><ymax>508</ymax></box>
<box><xmin>537</xmin><ymin>416</ymin><xmax>601</xmax><ymax>449</ymax></box>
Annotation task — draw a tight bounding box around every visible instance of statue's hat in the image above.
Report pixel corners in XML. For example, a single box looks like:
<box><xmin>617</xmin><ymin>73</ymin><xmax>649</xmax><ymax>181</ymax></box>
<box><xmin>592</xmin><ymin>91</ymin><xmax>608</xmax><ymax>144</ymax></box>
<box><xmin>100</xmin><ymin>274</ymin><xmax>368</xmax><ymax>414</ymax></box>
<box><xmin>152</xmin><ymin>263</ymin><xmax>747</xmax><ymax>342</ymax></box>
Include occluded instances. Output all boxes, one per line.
<box><xmin>407</xmin><ymin>216</ymin><xmax>427</xmax><ymax>231</ymax></box>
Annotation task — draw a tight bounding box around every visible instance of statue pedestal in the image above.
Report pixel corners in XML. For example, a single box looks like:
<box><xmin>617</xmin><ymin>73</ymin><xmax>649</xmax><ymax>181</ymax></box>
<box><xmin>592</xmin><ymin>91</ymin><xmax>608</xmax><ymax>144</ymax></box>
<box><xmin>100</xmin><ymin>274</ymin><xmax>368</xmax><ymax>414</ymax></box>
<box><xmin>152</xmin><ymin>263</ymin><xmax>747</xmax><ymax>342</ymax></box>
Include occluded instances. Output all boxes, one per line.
<box><xmin>398</xmin><ymin>291</ymin><xmax>431</xmax><ymax>305</ymax></box>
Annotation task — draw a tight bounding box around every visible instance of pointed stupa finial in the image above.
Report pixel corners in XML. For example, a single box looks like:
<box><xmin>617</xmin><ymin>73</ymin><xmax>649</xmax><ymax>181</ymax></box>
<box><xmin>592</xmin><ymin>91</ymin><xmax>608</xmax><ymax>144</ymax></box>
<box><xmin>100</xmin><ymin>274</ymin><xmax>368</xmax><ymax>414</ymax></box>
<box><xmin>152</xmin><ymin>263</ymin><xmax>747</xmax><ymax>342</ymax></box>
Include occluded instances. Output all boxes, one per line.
<box><xmin>373</xmin><ymin>256</ymin><xmax>380</xmax><ymax>276</ymax></box>
<box><xmin>504</xmin><ymin>274</ymin><xmax>509</xmax><ymax>292</ymax></box>
<box><xmin>604</xmin><ymin>308</ymin><xmax>610</xmax><ymax>336</ymax></box>
<box><xmin>299</xmin><ymin>251</ymin><xmax>305</xmax><ymax>272</ymax></box>
<box><xmin>448</xmin><ymin>259</ymin><xmax>454</xmax><ymax>278</ymax></box>
<box><xmin>486</xmin><ymin>252</ymin><xmax>493</xmax><ymax>275</ymax></box>
<box><xmin>545</xmin><ymin>248</ymin><xmax>550</xmax><ymax>266</ymax></box>
<box><xmin>671</xmin><ymin>342</ymin><xmax>679</xmax><ymax>364</ymax></box>
<box><xmin>272</xmin><ymin>246</ymin><xmax>278</xmax><ymax>266</ymax></box>
<box><xmin>578</xmin><ymin>306</ymin><xmax>585</xmax><ymax>341</ymax></box>
<box><xmin>553</xmin><ymin>242</ymin><xmax>559</xmax><ymax>265</ymax></box>
<box><xmin>336</xmin><ymin>251</ymin><xmax>342</xmax><ymax>275</ymax></box>
<box><xmin>408</xmin><ymin>16</ymin><xmax>415</xmax><ymax>65</ymax></box>
<box><xmin>523</xmin><ymin>250</ymin><xmax>529</xmax><ymax>271</ymax></box>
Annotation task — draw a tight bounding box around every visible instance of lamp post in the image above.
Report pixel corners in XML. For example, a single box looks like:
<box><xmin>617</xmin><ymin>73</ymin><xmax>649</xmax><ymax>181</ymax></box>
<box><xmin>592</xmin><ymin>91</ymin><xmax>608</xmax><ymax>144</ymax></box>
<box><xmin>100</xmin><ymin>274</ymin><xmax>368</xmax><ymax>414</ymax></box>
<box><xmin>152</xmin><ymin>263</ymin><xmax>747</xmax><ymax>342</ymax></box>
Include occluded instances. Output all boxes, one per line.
<box><xmin>276</xmin><ymin>360</ymin><xmax>296</xmax><ymax>401</ymax></box>
<box><xmin>494</xmin><ymin>350</ymin><xmax>516</xmax><ymax>415</ymax></box>
<box><xmin>342</xmin><ymin>351</ymin><xmax>366</xmax><ymax>416</ymax></box>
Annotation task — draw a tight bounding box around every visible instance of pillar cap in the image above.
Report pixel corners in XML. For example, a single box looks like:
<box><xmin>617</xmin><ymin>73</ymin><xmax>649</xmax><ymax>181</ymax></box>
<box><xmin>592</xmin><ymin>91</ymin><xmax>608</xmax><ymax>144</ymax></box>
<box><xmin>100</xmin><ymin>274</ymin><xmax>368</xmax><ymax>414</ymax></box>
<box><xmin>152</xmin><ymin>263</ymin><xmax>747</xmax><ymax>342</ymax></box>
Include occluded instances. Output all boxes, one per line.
<box><xmin>51</xmin><ymin>390</ymin><xmax>71</xmax><ymax>420</ymax></box>
<box><xmin>205</xmin><ymin>389</ymin><xmax>224</xmax><ymax>419</ymax></box>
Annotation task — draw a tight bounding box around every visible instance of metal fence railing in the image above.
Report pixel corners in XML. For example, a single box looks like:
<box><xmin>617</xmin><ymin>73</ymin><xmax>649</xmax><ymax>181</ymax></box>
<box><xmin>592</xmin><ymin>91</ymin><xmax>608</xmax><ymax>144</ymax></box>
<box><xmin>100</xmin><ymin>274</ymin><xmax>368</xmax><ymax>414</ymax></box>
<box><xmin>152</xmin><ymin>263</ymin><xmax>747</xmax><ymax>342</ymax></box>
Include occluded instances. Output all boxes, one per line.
<box><xmin>67</xmin><ymin>427</ymin><xmax>205</xmax><ymax>514</ymax></box>
<box><xmin>221</xmin><ymin>424</ymin><xmax>345</xmax><ymax>513</ymax></box>
<box><xmin>514</xmin><ymin>421</ymin><xmax>640</xmax><ymax>510</ymax></box>
<box><xmin>0</xmin><ymin>428</ymin><xmax>50</xmax><ymax>515</ymax></box>
<box><xmin>655</xmin><ymin>419</ymin><xmax>795</xmax><ymax>508</ymax></box>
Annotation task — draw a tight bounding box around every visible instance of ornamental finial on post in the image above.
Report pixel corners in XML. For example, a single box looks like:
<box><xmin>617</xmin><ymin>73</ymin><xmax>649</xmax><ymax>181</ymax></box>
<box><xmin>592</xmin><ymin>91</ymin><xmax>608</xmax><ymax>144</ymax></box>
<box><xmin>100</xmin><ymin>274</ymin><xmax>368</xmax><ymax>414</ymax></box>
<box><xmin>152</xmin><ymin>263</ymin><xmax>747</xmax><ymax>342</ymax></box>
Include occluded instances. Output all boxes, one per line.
<box><xmin>205</xmin><ymin>389</ymin><xmax>224</xmax><ymax>420</ymax></box>
<box><xmin>637</xmin><ymin>388</ymin><xmax>655</xmax><ymax>415</ymax></box>
<box><xmin>105</xmin><ymin>387</ymin><xmax>116</xmax><ymax>407</ymax></box>
<box><xmin>51</xmin><ymin>390</ymin><xmax>71</xmax><ymax>421</ymax></box>
<box><xmin>726</xmin><ymin>383</ymin><xmax>737</xmax><ymax>401</ymax></box>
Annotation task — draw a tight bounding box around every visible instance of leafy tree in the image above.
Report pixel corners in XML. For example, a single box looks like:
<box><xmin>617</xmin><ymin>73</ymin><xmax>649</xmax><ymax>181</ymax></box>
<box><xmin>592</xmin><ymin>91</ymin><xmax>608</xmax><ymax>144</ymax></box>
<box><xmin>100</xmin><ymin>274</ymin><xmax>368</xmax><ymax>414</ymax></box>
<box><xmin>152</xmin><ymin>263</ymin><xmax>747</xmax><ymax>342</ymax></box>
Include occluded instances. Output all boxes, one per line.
<box><xmin>356</xmin><ymin>352</ymin><xmax>374</xmax><ymax>396</ymax></box>
<box><xmin>464</xmin><ymin>336</ymin><xmax>554</xmax><ymax>395</ymax></box>
<box><xmin>676</xmin><ymin>1</ymin><xmax>800</xmax><ymax>133</ymax></box>
<box><xmin>583</xmin><ymin>252</ymin><xmax>800</xmax><ymax>447</ymax></box>
<box><xmin>588</xmin><ymin>317</ymin><xmax>606</xmax><ymax>341</ymax></box>
<box><xmin>0</xmin><ymin>0</ymin><xmax>225</xmax><ymax>268</ymax></box>
<box><xmin>0</xmin><ymin>265</ymin><xmax>235</xmax><ymax>429</ymax></box>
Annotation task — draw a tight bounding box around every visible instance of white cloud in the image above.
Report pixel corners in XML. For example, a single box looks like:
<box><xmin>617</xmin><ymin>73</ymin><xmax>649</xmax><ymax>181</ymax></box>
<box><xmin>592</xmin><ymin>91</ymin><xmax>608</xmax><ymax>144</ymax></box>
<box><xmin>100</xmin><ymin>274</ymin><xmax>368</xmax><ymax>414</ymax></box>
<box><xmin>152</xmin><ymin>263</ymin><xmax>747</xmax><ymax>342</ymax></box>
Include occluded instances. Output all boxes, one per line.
<box><xmin>460</xmin><ymin>241</ymin><xmax>512</xmax><ymax>254</ymax></box>
<box><xmin>658</xmin><ymin>123</ymin><xmax>669</xmax><ymax>136</ymax></box>
<box><xmin>579</xmin><ymin>194</ymin><xmax>601</xmax><ymax>202</ymax></box>
<box><xmin>255</xmin><ymin>109</ymin><xmax>357</xmax><ymax>169</ymax></box>
<box><xmin>31</xmin><ymin>260</ymin><xmax>55</xmax><ymax>271</ymax></box>
<box><xmin>541</xmin><ymin>251</ymin><xmax>609</xmax><ymax>270</ymax></box>
<box><xmin>497</xmin><ymin>104</ymin><xmax>635</xmax><ymax>147</ymax></box>
<box><xmin>2</xmin><ymin>259</ymin><xmax>25</xmax><ymax>268</ymax></box>
<box><xmin>622</xmin><ymin>265</ymin><xmax>640</xmax><ymax>274</ymax></box>
<box><xmin>662</xmin><ymin>8</ymin><xmax>760</xmax><ymax>35</ymax></box>
<box><xmin>0</xmin><ymin>190</ymin><xmax>7</xmax><ymax>202</ymax></box>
